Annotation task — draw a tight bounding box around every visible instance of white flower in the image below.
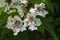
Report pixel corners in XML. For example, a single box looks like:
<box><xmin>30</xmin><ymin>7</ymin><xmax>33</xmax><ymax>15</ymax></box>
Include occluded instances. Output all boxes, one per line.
<box><xmin>10</xmin><ymin>2</ymin><xmax>19</xmax><ymax>8</ymax></box>
<box><xmin>8</xmin><ymin>0</ymin><xmax>20</xmax><ymax>9</ymax></box>
<box><xmin>4</xmin><ymin>1</ymin><xmax>48</xmax><ymax>36</ymax></box>
<box><xmin>0</xmin><ymin>0</ymin><xmax>7</xmax><ymax>7</ymax></box>
<box><xmin>4</xmin><ymin>4</ymin><xmax>11</xmax><ymax>12</ymax></box>
<box><xmin>38</xmin><ymin>9</ymin><xmax>48</xmax><ymax>17</ymax></box>
<box><xmin>28</xmin><ymin>25</ymin><xmax>37</xmax><ymax>31</ymax></box>
<box><xmin>8</xmin><ymin>2</ymin><xmax>24</xmax><ymax>17</ymax></box>
<box><xmin>20</xmin><ymin>0</ymin><xmax>28</xmax><ymax>5</ymax></box>
<box><xmin>29</xmin><ymin>8</ymin><xmax>38</xmax><ymax>14</ymax></box>
<box><xmin>6</xmin><ymin>16</ymin><xmax>14</xmax><ymax>29</ymax></box>
<box><xmin>6</xmin><ymin>15</ymin><xmax>27</xmax><ymax>36</ymax></box>
<box><xmin>16</xmin><ymin>5</ymin><xmax>24</xmax><ymax>18</ymax></box>
<box><xmin>11</xmin><ymin>0</ymin><xmax>20</xmax><ymax>3</ymax></box>
<box><xmin>29</xmin><ymin>3</ymin><xmax>48</xmax><ymax>17</ymax></box>
<box><xmin>34</xmin><ymin>4</ymin><xmax>39</xmax><ymax>8</ymax></box>
<box><xmin>23</xmin><ymin>16</ymin><xmax>41</xmax><ymax>31</ymax></box>
<box><xmin>39</xmin><ymin>3</ymin><xmax>45</xmax><ymax>9</ymax></box>
<box><xmin>4</xmin><ymin>3</ymin><xmax>24</xmax><ymax>17</ymax></box>
<box><xmin>29</xmin><ymin>8</ymin><xmax>38</xmax><ymax>17</ymax></box>
<box><xmin>34</xmin><ymin>3</ymin><xmax>45</xmax><ymax>10</ymax></box>
<box><xmin>37</xmin><ymin>3</ymin><xmax>48</xmax><ymax>17</ymax></box>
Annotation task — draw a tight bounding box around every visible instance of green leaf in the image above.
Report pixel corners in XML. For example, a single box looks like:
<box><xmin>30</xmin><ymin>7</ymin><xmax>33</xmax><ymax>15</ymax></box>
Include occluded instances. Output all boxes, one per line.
<box><xmin>29</xmin><ymin>0</ymin><xmax>42</xmax><ymax>4</ymax></box>
<box><xmin>15</xmin><ymin>31</ymin><xmax>29</xmax><ymax>40</ymax></box>
<box><xmin>38</xmin><ymin>16</ymin><xmax>58</xmax><ymax>40</ymax></box>
<box><xmin>0</xmin><ymin>13</ymin><xmax>8</xmax><ymax>27</ymax></box>
<box><xmin>38</xmin><ymin>25</ymin><xmax>45</xmax><ymax>36</ymax></box>
<box><xmin>0</xmin><ymin>7</ymin><xmax>5</xmax><ymax>15</ymax></box>
<box><xmin>0</xmin><ymin>28</ymin><xmax>29</xmax><ymax>40</ymax></box>
<box><xmin>41</xmin><ymin>0</ymin><xmax>54</xmax><ymax>13</ymax></box>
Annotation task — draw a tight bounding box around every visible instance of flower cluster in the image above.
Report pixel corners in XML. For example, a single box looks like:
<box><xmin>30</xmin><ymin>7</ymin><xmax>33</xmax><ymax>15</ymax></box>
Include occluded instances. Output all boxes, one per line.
<box><xmin>0</xmin><ymin>0</ymin><xmax>48</xmax><ymax>36</ymax></box>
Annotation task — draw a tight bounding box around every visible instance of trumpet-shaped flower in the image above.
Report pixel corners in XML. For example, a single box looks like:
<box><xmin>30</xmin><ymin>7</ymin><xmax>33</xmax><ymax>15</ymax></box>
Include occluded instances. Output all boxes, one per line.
<box><xmin>29</xmin><ymin>8</ymin><xmax>38</xmax><ymax>14</ymax></box>
<box><xmin>4</xmin><ymin>4</ymin><xmax>11</xmax><ymax>12</ymax></box>
<box><xmin>29</xmin><ymin>8</ymin><xmax>38</xmax><ymax>18</ymax></box>
<box><xmin>4</xmin><ymin>1</ymin><xmax>48</xmax><ymax>36</ymax></box>
<box><xmin>20</xmin><ymin>0</ymin><xmax>28</xmax><ymax>5</ymax></box>
<box><xmin>6</xmin><ymin>15</ymin><xmax>27</xmax><ymax>36</ymax></box>
<box><xmin>36</xmin><ymin>3</ymin><xmax>48</xmax><ymax>17</ymax></box>
<box><xmin>29</xmin><ymin>3</ymin><xmax>48</xmax><ymax>17</ymax></box>
<box><xmin>0</xmin><ymin>0</ymin><xmax>7</xmax><ymax>7</ymax></box>
<box><xmin>23</xmin><ymin>14</ymin><xmax>41</xmax><ymax>31</ymax></box>
<box><xmin>37</xmin><ymin>9</ymin><xmax>48</xmax><ymax>17</ymax></box>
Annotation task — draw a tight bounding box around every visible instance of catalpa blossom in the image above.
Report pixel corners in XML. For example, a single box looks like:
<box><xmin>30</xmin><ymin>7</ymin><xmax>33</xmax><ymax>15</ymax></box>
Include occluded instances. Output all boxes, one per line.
<box><xmin>20</xmin><ymin>0</ymin><xmax>28</xmax><ymax>5</ymax></box>
<box><xmin>29</xmin><ymin>3</ymin><xmax>48</xmax><ymax>17</ymax></box>
<box><xmin>29</xmin><ymin>8</ymin><xmax>38</xmax><ymax>17</ymax></box>
<box><xmin>6</xmin><ymin>15</ymin><xmax>27</xmax><ymax>36</ymax></box>
<box><xmin>10</xmin><ymin>0</ymin><xmax>21</xmax><ymax>8</ymax></box>
<box><xmin>16</xmin><ymin>5</ymin><xmax>24</xmax><ymax>18</ymax></box>
<box><xmin>11</xmin><ymin>0</ymin><xmax>20</xmax><ymax>3</ymax></box>
<box><xmin>11</xmin><ymin>0</ymin><xmax>28</xmax><ymax>6</ymax></box>
<box><xmin>5</xmin><ymin>1</ymin><xmax>48</xmax><ymax>36</ymax></box>
<box><xmin>37</xmin><ymin>3</ymin><xmax>48</xmax><ymax>17</ymax></box>
<box><xmin>0</xmin><ymin>0</ymin><xmax>7</xmax><ymax>7</ymax></box>
<box><xmin>23</xmin><ymin>13</ymin><xmax>41</xmax><ymax>31</ymax></box>
<box><xmin>4</xmin><ymin>4</ymin><xmax>11</xmax><ymax>12</ymax></box>
<box><xmin>11</xmin><ymin>0</ymin><xmax>28</xmax><ymax>5</ymax></box>
<box><xmin>4</xmin><ymin>0</ymin><xmax>28</xmax><ymax>12</ymax></box>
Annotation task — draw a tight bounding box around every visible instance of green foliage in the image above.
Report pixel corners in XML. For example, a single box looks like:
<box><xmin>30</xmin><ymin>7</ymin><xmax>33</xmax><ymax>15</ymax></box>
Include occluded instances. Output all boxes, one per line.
<box><xmin>38</xmin><ymin>16</ymin><xmax>58</xmax><ymax>40</ymax></box>
<box><xmin>0</xmin><ymin>28</ymin><xmax>29</xmax><ymax>40</ymax></box>
<box><xmin>0</xmin><ymin>7</ymin><xmax>5</xmax><ymax>15</ymax></box>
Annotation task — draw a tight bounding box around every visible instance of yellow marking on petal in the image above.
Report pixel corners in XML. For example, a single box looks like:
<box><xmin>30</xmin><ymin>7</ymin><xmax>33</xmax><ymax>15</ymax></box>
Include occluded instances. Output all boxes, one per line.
<box><xmin>28</xmin><ymin>22</ymin><xmax>32</xmax><ymax>25</ymax></box>
<box><xmin>31</xmin><ymin>21</ymin><xmax>35</xmax><ymax>25</ymax></box>
<box><xmin>7</xmin><ymin>9</ymin><xmax>16</xmax><ymax>14</ymax></box>
<box><xmin>28</xmin><ymin>21</ymin><xmax>35</xmax><ymax>25</ymax></box>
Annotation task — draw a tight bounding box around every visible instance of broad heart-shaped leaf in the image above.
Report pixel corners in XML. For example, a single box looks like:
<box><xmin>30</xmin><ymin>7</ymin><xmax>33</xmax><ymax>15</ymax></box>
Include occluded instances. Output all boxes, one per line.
<box><xmin>0</xmin><ymin>7</ymin><xmax>5</xmax><ymax>15</ymax></box>
<box><xmin>29</xmin><ymin>0</ymin><xmax>54</xmax><ymax>13</ymax></box>
<box><xmin>37</xmin><ymin>16</ymin><xmax>58</xmax><ymax>40</ymax></box>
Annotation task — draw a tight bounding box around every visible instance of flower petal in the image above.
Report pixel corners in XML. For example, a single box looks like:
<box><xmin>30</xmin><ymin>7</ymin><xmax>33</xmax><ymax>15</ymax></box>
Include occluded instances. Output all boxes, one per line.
<box><xmin>23</xmin><ymin>18</ymin><xmax>29</xmax><ymax>27</ymax></box>
<box><xmin>14</xmin><ymin>32</ymin><xmax>18</xmax><ymax>36</ymax></box>
<box><xmin>39</xmin><ymin>3</ymin><xmax>45</xmax><ymax>9</ymax></box>
<box><xmin>21</xmin><ymin>27</ymin><xmax>27</xmax><ymax>32</ymax></box>
<box><xmin>13</xmin><ymin>28</ymin><xmax>20</xmax><ymax>36</ymax></box>
<box><xmin>20</xmin><ymin>0</ymin><xmax>28</xmax><ymax>4</ymax></box>
<box><xmin>28</xmin><ymin>25</ymin><xmax>37</xmax><ymax>31</ymax></box>
<box><xmin>35</xmin><ymin>18</ymin><xmax>42</xmax><ymax>26</ymax></box>
<box><xmin>16</xmin><ymin>6</ymin><xmax>24</xmax><ymax>18</ymax></box>
<box><xmin>38</xmin><ymin>10</ymin><xmax>48</xmax><ymax>17</ymax></box>
<box><xmin>0</xmin><ymin>0</ymin><xmax>6</xmax><ymax>7</ymax></box>
<box><xmin>14</xmin><ymin>15</ymin><xmax>23</xmax><ymax>23</ymax></box>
